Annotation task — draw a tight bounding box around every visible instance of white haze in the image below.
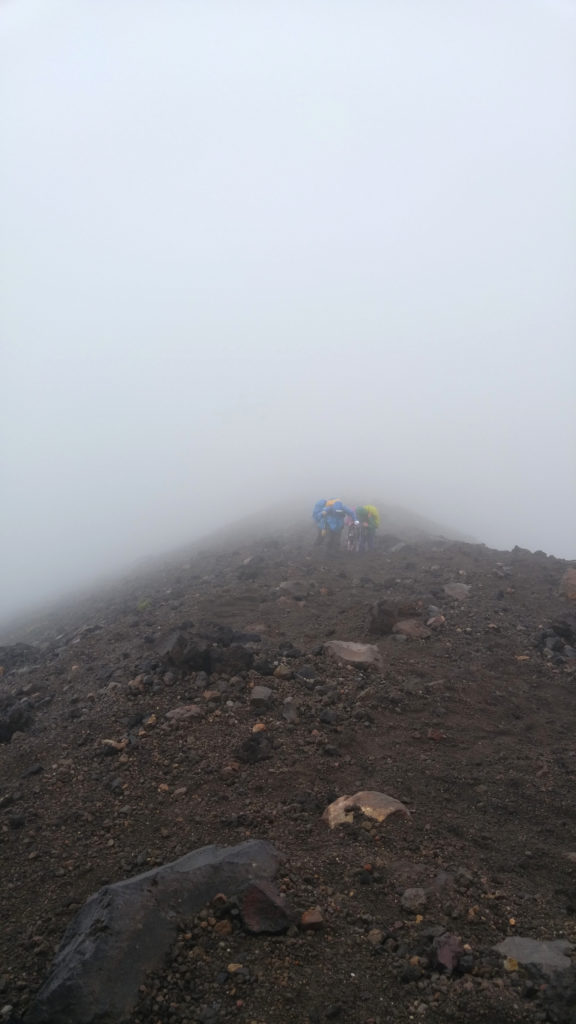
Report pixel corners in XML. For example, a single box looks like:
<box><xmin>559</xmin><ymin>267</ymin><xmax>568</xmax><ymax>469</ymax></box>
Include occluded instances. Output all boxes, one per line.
<box><xmin>1</xmin><ymin>0</ymin><xmax>575</xmax><ymax>620</ymax></box>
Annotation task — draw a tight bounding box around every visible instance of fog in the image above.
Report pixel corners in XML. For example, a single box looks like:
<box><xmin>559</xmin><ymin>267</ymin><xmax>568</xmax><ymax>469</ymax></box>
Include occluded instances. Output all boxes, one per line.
<box><xmin>1</xmin><ymin>0</ymin><xmax>575</xmax><ymax>621</ymax></box>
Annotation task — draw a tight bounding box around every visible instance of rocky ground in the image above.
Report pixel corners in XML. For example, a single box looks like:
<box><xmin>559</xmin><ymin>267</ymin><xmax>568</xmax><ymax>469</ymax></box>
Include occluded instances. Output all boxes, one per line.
<box><xmin>1</xmin><ymin>525</ymin><xmax>576</xmax><ymax>1024</ymax></box>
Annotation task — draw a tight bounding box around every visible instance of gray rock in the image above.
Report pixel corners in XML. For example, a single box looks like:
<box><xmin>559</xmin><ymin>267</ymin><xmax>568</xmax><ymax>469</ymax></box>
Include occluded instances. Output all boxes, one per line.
<box><xmin>250</xmin><ymin>685</ymin><xmax>273</xmax><ymax>707</ymax></box>
<box><xmin>495</xmin><ymin>936</ymin><xmax>573</xmax><ymax>975</ymax></box>
<box><xmin>401</xmin><ymin>887</ymin><xmax>428</xmax><ymax>912</ymax></box>
<box><xmin>25</xmin><ymin>840</ymin><xmax>279</xmax><ymax>1024</ymax></box>
<box><xmin>165</xmin><ymin>704</ymin><xmax>204</xmax><ymax>722</ymax></box>
<box><xmin>282</xmin><ymin>699</ymin><xmax>299</xmax><ymax>724</ymax></box>
<box><xmin>253</xmin><ymin>659</ymin><xmax>275</xmax><ymax>677</ymax></box>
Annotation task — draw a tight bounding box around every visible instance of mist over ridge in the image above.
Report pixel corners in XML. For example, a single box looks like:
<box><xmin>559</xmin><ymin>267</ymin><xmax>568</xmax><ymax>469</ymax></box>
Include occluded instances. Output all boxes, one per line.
<box><xmin>1</xmin><ymin>0</ymin><xmax>575</xmax><ymax>622</ymax></box>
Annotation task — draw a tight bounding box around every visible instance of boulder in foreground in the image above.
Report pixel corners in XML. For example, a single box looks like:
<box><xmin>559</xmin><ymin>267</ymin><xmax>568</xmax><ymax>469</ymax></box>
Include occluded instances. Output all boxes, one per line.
<box><xmin>25</xmin><ymin>840</ymin><xmax>279</xmax><ymax>1024</ymax></box>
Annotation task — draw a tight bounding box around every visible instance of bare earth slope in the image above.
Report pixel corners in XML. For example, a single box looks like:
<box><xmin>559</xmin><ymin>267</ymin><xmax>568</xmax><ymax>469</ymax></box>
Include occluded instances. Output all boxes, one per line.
<box><xmin>1</xmin><ymin>530</ymin><xmax>576</xmax><ymax>1024</ymax></box>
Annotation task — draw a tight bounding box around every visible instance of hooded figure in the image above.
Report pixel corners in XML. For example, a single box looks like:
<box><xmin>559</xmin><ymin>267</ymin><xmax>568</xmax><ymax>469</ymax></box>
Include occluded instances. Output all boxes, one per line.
<box><xmin>355</xmin><ymin>504</ymin><xmax>380</xmax><ymax>551</ymax></box>
<box><xmin>312</xmin><ymin>499</ymin><xmax>355</xmax><ymax>550</ymax></box>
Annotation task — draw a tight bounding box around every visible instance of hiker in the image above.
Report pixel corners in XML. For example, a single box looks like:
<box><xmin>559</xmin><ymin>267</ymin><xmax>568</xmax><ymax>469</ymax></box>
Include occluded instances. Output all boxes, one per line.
<box><xmin>312</xmin><ymin>499</ymin><xmax>355</xmax><ymax>551</ymax></box>
<box><xmin>355</xmin><ymin>504</ymin><xmax>380</xmax><ymax>552</ymax></box>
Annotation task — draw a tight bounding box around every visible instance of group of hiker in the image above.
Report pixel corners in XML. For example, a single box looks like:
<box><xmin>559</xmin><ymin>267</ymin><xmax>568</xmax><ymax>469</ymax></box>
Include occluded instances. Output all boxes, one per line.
<box><xmin>312</xmin><ymin>499</ymin><xmax>380</xmax><ymax>553</ymax></box>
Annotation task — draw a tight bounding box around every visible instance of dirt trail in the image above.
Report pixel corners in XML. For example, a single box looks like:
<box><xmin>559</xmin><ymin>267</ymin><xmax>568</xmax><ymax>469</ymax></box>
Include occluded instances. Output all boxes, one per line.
<box><xmin>1</xmin><ymin>532</ymin><xmax>576</xmax><ymax>1023</ymax></box>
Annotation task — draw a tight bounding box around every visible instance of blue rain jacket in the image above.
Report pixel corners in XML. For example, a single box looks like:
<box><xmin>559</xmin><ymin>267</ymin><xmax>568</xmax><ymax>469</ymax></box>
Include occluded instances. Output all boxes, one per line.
<box><xmin>312</xmin><ymin>499</ymin><xmax>355</xmax><ymax>532</ymax></box>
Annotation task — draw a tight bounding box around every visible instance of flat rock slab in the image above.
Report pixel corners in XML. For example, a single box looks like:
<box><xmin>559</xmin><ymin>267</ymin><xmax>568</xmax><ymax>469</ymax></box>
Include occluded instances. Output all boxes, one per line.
<box><xmin>323</xmin><ymin>790</ymin><xmax>410</xmax><ymax>829</ymax></box>
<box><xmin>324</xmin><ymin>641</ymin><xmax>382</xmax><ymax>669</ymax></box>
<box><xmin>25</xmin><ymin>839</ymin><xmax>279</xmax><ymax>1024</ymax></box>
<box><xmin>496</xmin><ymin>936</ymin><xmax>573</xmax><ymax>975</ymax></box>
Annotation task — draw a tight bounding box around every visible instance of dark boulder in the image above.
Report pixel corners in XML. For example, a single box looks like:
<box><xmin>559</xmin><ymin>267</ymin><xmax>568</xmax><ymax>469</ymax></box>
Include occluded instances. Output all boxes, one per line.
<box><xmin>236</xmin><ymin>732</ymin><xmax>273</xmax><ymax>763</ymax></box>
<box><xmin>157</xmin><ymin>632</ymin><xmax>210</xmax><ymax>672</ymax></box>
<box><xmin>0</xmin><ymin>697</ymin><xmax>34</xmax><ymax>744</ymax></box>
<box><xmin>209</xmin><ymin>645</ymin><xmax>254</xmax><ymax>676</ymax></box>
<box><xmin>0</xmin><ymin>643</ymin><xmax>39</xmax><ymax>674</ymax></box>
<box><xmin>25</xmin><ymin>839</ymin><xmax>279</xmax><ymax>1024</ymax></box>
<box><xmin>368</xmin><ymin>600</ymin><xmax>422</xmax><ymax>635</ymax></box>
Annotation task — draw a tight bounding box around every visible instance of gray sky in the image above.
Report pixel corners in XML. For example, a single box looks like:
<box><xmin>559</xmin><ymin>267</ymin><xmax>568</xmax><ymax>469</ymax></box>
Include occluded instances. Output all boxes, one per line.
<box><xmin>1</xmin><ymin>0</ymin><xmax>575</xmax><ymax>618</ymax></box>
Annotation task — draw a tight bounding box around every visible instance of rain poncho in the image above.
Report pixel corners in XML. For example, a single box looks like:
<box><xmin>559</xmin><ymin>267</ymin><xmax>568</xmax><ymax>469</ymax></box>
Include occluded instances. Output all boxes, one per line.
<box><xmin>356</xmin><ymin>505</ymin><xmax>380</xmax><ymax>529</ymax></box>
<box><xmin>313</xmin><ymin>499</ymin><xmax>355</xmax><ymax>533</ymax></box>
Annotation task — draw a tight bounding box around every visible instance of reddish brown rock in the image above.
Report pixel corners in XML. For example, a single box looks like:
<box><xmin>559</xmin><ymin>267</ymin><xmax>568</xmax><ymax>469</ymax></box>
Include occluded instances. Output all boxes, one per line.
<box><xmin>434</xmin><ymin>932</ymin><xmax>465</xmax><ymax>971</ymax></box>
<box><xmin>239</xmin><ymin>880</ymin><xmax>291</xmax><ymax>934</ymax></box>
<box><xmin>300</xmin><ymin>906</ymin><xmax>324</xmax><ymax>931</ymax></box>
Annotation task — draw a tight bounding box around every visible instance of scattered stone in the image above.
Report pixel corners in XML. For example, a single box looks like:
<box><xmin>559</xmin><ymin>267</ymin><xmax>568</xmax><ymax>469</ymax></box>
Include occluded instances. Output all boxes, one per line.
<box><xmin>367</xmin><ymin>928</ymin><xmax>384</xmax><ymax>946</ymax></box>
<box><xmin>165</xmin><ymin>705</ymin><xmax>203</xmax><ymax>722</ymax></box>
<box><xmin>393</xmin><ymin>620</ymin><xmax>432</xmax><ymax>640</ymax></box>
<box><xmin>26</xmin><ymin>840</ymin><xmax>280</xmax><ymax>1024</ymax></box>
<box><xmin>443</xmin><ymin>583</ymin><xmax>471</xmax><ymax>600</ymax></box>
<box><xmin>100</xmin><ymin>739</ymin><xmax>128</xmax><ymax>754</ymax></box>
<box><xmin>235</xmin><ymin>733</ymin><xmax>272</xmax><ymax>764</ymax></box>
<box><xmin>296</xmin><ymin>664</ymin><xmax>316</xmax><ymax>680</ymax></box>
<box><xmin>495</xmin><ymin>936</ymin><xmax>573</xmax><ymax>975</ymax></box>
<box><xmin>209</xmin><ymin>646</ymin><xmax>254</xmax><ymax>676</ymax></box>
<box><xmin>273</xmin><ymin>664</ymin><xmax>293</xmax><ymax>680</ymax></box>
<box><xmin>282</xmin><ymin>699</ymin><xmax>299</xmax><ymax>724</ymax></box>
<box><xmin>239</xmin><ymin>880</ymin><xmax>291</xmax><ymax>934</ymax></box>
<box><xmin>250</xmin><ymin>686</ymin><xmax>273</xmax><ymax>707</ymax></box>
<box><xmin>157</xmin><ymin>633</ymin><xmax>209</xmax><ymax>671</ymax></box>
<box><xmin>434</xmin><ymin>932</ymin><xmax>465</xmax><ymax>971</ymax></box>
<box><xmin>324</xmin><ymin>641</ymin><xmax>382</xmax><ymax>669</ymax></box>
<box><xmin>401</xmin><ymin>888</ymin><xmax>428</xmax><ymax>913</ymax></box>
<box><xmin>426</xmin><ymin>613</ymin><xmax>446</xmax><ymax>629</ymax></box>
<box><xmin>319</xmin><ymin>709</ymin><xmax>339</xmax><ymax>725</ymax></box>
<box><xmin>426</xmin><ymin>728</ymin><xmax>446</xmax><ymax>742</ymax></box>
<box><xmin>368</xmin><ymin>601</ymin><xmax>422</xmax><ymax>635</ymax></box>
<box><xmin>323</xmin><ymin>791</ymin><xmax>410</xmax><ymax>829</ymax></box>
<box><xmin>368</xmin><ymin>601</ymin><xmax>398</xmax><ymax>635</ymax></box>
<box><xmin>300</xmin><ymin>906</ymin><xmax>324</xmax><ymax>930</ymax></box>
<box><xmin>253</xmin><ymin>659</ymin><xmax>275</xmax><ymax>677</ymax></box>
